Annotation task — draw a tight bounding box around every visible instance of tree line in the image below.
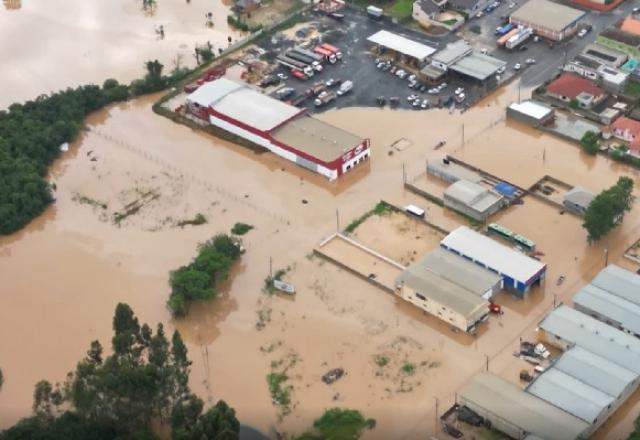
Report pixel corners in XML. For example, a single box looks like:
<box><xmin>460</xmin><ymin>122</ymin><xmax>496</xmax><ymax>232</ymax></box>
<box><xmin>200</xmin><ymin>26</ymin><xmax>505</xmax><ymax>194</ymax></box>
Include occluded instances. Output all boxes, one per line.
<box><xmin>0</xmin><ymin>303</ymin><xmax>239</xmax><ymax>440</ymax></box>
<box><xmin>0</xmin><ymin>60</ymin><xmax>189</xmax><ymax>235</ymax></box>
<box><xmin>168</xmin><ymin>234</ymin><xmax>243</xmax><ymax>317</ymax></box>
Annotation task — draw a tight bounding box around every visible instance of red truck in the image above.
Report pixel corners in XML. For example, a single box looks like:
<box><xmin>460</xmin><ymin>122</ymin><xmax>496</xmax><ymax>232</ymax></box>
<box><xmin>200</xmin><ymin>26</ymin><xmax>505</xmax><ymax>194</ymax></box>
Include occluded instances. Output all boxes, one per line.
<box><xmin>314</xmin><ymin>46</ymin><xmax>337</xmax><ymax>64</ymax></box>
<box><xmin>291</xmin><ymin>68</ymin><xmax>308</xmax><ymax>80</ymax></box>
<box><xmin>320</xmin><ymin>43</ymin><xmax>343</xmax><ymax>60</ymax></box>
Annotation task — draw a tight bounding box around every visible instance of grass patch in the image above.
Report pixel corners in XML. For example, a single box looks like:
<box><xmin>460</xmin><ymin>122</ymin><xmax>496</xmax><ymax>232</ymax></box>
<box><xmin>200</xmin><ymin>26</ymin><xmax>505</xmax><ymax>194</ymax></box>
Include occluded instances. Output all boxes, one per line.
<box><xmin>344</xmin><ymin>201</ymin><xmax>392</xmax><ymax>234</ymax></box>
<box><xmin>298</xmin><ymin>408</ymin><xmax>376</xmax><ymax>440</ymax></box>
<box><xmin>374</xmin><ymin>355</ymin><xmax>389</xmax><ymax>367</ymax></box>
<box><xmin>625</xmin><ymin>80</ymin><xmax>640</xmax><ymax>97</ymax></box>
<box><xmin>231</xmin><ymin>222</ymin><xmax>253</xmax><ymax>235</ymax></box>
<box><xmin>400</xmin><ymin>361</ymin><xmax>415</xmax><ymax>375</ymax></box>
<box><xmin>72</xmin><ymin>193</ymin><xmax>108</xmax><ymax>210</ymax></box>
<box><xmin>439</xmin><ymin>18</ymin><xmax>458</xmax><ymax>25</ymax></box>
<box><xmin>267</xmin><ymin>372</ymin><xmax>292</xmax><ymax>407</ymax></box>
<box><xmin>388</xmin><ymin>0</ymin><xmax>413</xmax><ymax>19</ymax></box>
<box><xmin>176</xmin><ymin>213</ymin><xmax>207</xmax><ymax>228</ymax></box>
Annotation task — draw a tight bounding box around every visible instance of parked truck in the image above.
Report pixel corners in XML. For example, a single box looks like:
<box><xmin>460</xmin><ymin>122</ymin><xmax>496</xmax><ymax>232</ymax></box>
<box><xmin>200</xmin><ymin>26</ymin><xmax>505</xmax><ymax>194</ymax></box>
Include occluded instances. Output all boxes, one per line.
<box><xmin>336</xmin><ymin>80</ymin><xmax>353</xmax><ymax>96</ymax></box>
<box><xmin>497</xmin><ymin>28</ymin><xmax>519</xmax><ymax>46</ymax></box>
<box><xmin>286</xmin><ymin>50</ymin><xmax>323</xmax><ymax>72</ymax></box>
<box><xmin>314</xmin><ymin>91</ymin><xmax>337</xmax><ymax>107</ymax></box>
<box><xmin>276</xmin><ymin>55</ymin><xmax>314</xmax><ymax>77</ymax></box>
<box><xmin>320</xmin><ymin>43</ymin><xmax>343</xmax><ymax>60</ymax></box>
<box><xmin>314</xmin><ymin>46</ymin><xmax>338</xmax><ymax>64</ymax></box>
<box><xmin>506</xmin><ymin>28</ymin><xmax>533</xmax><ymax>50</ymax></box>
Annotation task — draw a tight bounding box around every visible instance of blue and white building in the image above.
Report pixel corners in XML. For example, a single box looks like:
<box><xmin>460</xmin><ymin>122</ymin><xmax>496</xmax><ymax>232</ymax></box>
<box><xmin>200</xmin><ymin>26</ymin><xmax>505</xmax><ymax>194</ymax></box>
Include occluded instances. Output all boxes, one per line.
<box><xmin>440</xmin><ymin>226</ymin><xmax>546</xmax><ymax>295</ymax></box>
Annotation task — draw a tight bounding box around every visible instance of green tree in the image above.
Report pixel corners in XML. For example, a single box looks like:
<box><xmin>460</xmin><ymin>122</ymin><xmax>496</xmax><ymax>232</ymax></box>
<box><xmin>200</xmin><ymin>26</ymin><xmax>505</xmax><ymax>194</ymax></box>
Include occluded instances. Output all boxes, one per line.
<box><xmin>583</xmin><ymin>177</ymin><xmax>634</xmax><ymax>243</ymax></box>
<box><xmin>298</xmin><ymin>408</ymin><xmax>376</xmax><ymax>440</ymax></box>
<box><xmin>568</xmin><ymin>98</ymin><xmax>580</xmax><ymax>109</ymax></box>
<box><xmin>580</xmin><ymin>130</ymin><xmax>600</xmax><ymax>155</ymax></box>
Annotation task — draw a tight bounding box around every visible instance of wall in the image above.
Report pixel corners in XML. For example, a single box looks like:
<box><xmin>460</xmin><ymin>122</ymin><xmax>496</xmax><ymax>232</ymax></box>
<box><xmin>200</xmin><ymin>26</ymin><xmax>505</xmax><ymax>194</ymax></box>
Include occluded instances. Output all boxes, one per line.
<box><xmin>456</xmin><ymin>396</ymin><xmax>526</xmax><ymax>439</ymax></box>
<box><xmin>443</xmin><ymin>194</ymin><xmax>486</xmax><ymax>221</ymax></box>
<box><xmin>398</xmin><ymin>284</ymin><xmax>471</xmax><ymax>332</ymax></box>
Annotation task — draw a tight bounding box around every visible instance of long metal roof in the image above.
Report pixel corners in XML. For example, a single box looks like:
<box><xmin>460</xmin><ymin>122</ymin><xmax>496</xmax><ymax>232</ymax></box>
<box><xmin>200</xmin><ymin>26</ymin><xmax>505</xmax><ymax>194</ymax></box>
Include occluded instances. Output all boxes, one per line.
<box><xmin>187</xmin><ymin>78</ymin><xmax>244</xmax><ymax>107</ymax></box>
<box><xmin>553</xmin><ymin>346</ymin><xmax>637</xmax><ymax>398</ymax></box>
<box><xmin>573</xmin><ymin>284</ymin><xmax>640</xmax><ymax>335</ymax></box>
<box><xmin>511</xmin><ymin>0</ymin><xmax>585</xmax><ymax>33</ymax></box>
<box><xmin>449</xmin><ymin>52</ymin><xmax>506</xmax><ymax>81</ymax></box>
<box><xmin>440</xmin><ymin>226</ymin><xmax>546</xmax><ymax>284</ymax></box>
<box><xmin>367</xmin><ymin>30</ymin><xmax>436</xmax><ymax>61</ymax></box>
<box><xmin>458</xmin><ymin>373</ymin><xmax>589</xmax><ymax>440</ymax></box>
<box><xmin>527</xmin><ymin>368</ymin><xmax>613</xmax><ymax>423</ymax></box>
<box><xmin>445</xmin><ymin>180</ymin><xmax>503</xmax><ymax>213</ymax></box>
<box><xmin>418</xmin><ymin>248</ymin><xmax>502</xmax><ymax>296</ymax></box>
<box><xmin>591</xmin><ymin>264</ymin><xmax>640</xmax><ymax>305</ymax></box>
<box><xmin>538</xmin><ymin>305</ymin><xmax>640</xmax><ymax>374</ymax></box>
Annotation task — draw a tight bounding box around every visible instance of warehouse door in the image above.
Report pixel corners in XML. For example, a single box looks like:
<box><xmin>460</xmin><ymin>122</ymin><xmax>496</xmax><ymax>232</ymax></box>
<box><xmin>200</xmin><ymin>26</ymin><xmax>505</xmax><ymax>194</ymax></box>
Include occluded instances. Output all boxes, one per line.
<box><xmin>296</xmin><ymin>155</ymin><xmax>318</xmax><ymax>172</ymax></box>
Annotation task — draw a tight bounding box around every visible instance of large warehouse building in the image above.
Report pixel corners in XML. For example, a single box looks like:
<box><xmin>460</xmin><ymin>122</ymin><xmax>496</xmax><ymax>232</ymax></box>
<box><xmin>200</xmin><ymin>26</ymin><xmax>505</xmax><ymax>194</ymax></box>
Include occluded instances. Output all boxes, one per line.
<box><xmin>440</xmin><ymin>226</ymin><xmax>546</xmax><ymax>294</ymax></box>
<box><xmin>510</xmin><ymin>0</ymin><xmax>585</xmax><ymax>41</ymax></box>
<box><xmin>573</xmin><ymin>264</ymin><xmax>640</xmax><ymax>337</ymax></box>
<box><xmin>394</xmin><ymin>249</ymin><xmax>502</xmax><ymax>332</ymax></box>
<box><xmin>443</xmin><ymin>180</ymin><xmax>505</xmax><ymax>222</ymax></box>
<box><xmin>457</xmin><ymin>372</ymin><xmax>589</xmax><ymax>440</ymax></box>
<box><xmin>186</xmin><ymin>78</ymin><xmax>370</xmax><ymax>180</ymax></box>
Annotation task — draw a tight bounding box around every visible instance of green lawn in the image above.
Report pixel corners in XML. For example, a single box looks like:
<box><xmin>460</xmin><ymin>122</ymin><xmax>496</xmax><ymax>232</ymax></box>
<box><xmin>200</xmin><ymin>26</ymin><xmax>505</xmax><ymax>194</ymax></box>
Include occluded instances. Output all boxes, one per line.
<box><xmin>625</xmin><ymin>80</ymin><xmax>640</xmax><ymax>97</ymax></box>
<box><xmin>388</xmin><ymin>0</ymin><xmax>414</xmax><ymax>18</ymax></box>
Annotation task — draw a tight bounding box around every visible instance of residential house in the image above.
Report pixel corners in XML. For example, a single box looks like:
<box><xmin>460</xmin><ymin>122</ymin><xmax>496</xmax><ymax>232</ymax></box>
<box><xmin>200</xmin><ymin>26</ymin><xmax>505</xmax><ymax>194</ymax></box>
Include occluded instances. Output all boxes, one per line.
<box><xmin>597</xmin><ymin>28</ymin><xmax>640</xmax><ymax>60</ymax></box>
<box><xmin>448</xmin><ymin>0</ymin><xmax>490</xmax><ymax>16</ymax></box>
<box><xmin>412</xmin><ymin>0</ymin><xmax>447</xmax><ymax>28</ymax></box>
<box><xmin>545</xmin><ymin>72</ymin><xmax>606</xmax><ymax>109</ymax></box>
<box><xmin>610</xmin><ymin>116</ymin><xmax>640</xmax><ymax>155</ymax></box>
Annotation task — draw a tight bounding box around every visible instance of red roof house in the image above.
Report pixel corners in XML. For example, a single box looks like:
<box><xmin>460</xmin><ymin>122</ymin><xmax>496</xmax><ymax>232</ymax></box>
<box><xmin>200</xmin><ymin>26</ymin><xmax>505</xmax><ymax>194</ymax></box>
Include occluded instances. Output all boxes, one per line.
<box><xmin>610</xmin><ymin>117</ymin><xmax>640</xmax><ymax>152</ymax></box>
<box><xmin>546</xmin><ymin>73</ymin><xmax>605</xmax><ymax>108</ymax></box>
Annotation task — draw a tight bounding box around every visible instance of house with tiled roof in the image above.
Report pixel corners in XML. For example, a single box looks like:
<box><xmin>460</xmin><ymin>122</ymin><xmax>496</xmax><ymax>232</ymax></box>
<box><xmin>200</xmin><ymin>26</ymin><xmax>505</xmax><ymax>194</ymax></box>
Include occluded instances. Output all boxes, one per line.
<box><xmin>545</xmin><ymin>72</ymin><xmax>606</xmax><ymax>109</ymax></box>
<box><xmin>620</xmin><ymin>17</ymin><xmax>640</xmax><ymax>37</ymax></box>
<box><xmin>610</xmin><ymin>116</ymin><xmax>640</xmax><ymax>155</ymax></box>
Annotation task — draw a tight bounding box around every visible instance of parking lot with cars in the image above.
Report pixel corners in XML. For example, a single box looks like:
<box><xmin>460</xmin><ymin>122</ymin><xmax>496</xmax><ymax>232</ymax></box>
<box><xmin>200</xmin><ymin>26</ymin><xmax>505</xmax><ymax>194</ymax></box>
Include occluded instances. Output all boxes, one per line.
<box><xmin>254</xmin><ymin>7</ymin><xmax>502</xmax><ymax>113</ymax></box>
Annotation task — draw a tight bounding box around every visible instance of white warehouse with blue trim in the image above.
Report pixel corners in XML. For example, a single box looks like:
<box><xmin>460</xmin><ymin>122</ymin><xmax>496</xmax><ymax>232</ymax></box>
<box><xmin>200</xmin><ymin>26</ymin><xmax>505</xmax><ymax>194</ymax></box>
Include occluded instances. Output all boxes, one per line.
<box><xmin>440</xmin><ymin>226</ymin><xmax>546</xmax><ymax>295</ymax></box>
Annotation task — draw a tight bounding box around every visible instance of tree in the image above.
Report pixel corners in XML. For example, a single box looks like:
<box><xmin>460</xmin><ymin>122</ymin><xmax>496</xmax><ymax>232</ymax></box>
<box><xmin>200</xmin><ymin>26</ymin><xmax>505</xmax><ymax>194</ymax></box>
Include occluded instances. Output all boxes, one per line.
<box><xmin>568</xmin><ymin>98</ymin><xmax>580</xmax><ymax>109</ymax></box>
<box><xmin>583</xmin><ymin>177</ymin><xmax>634</xmax><ymax>243</ymax></box>
<box><xmin>580</xmin><ymin>130</ymin><xmax>600</xmax><ymax>155</ymax></box>
<box><xmin>298</xmin><ymin>408</ymin><xmax>376</xmax><ymax>440</ymax></box>
<box><xmin>179</xmin><ymin>400</ymin><xmax>240</xmax><ymax>440</ymax></box>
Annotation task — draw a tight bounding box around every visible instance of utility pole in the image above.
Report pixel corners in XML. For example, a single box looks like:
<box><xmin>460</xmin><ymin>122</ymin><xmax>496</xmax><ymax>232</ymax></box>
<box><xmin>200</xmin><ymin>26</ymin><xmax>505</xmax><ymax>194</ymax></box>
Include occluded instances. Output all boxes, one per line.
<box><xmin>553</xmin><ymin>293</ymin><xmax>557</xmax><ymax>308</ymax></box>
<box><xmin>485</xmin><ymin>354</ymin><xmax>489</xmax><ymax>372</ymax></box>
<box><xmin>402</xmin><ymin>162</ymin><xmax>406</xmax><ymax>183</ymax></box>
<box><xmin>518</xmin><ymin>79</ymin><xmax>521</xmax><ymax>104</ymax></box>
<box><xmin>336</xmin><ymin>208</ymin><xmax>340</xmax><ymax>232</ymax></box>
<box><xmin>604</xmin><ymin>248</ymin><xmax>609</xmax><ymax>267</ymax></box>
<box><xmin>433</xmin><ymin>397</ymin><xmax>439</xmax><ymax>435</ymax></box>
<box><xmin>461</xmin><ymin>123</ymin><xmax>465</xmax><ymax>146</ymax></box>
<box><xmin>269</xmin><ymin>256</ymin><xmax>273</xmax><ymax>278</ymax></box>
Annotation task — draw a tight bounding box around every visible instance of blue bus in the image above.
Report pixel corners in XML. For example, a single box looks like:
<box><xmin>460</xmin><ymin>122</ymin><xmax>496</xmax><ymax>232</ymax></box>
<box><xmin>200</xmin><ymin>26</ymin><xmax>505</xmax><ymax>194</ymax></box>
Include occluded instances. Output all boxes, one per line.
<box><xmin>495</xmin><ymin>23</ymin><xmax>514</xmax><ymax>36</ymax></box>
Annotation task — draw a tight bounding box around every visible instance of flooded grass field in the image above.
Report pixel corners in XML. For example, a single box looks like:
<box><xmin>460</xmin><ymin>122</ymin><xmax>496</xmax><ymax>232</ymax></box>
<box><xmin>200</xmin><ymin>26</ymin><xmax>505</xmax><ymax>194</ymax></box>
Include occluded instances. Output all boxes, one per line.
<box><xmin>2</xmin><ymin>3</ymin><xmax>640</xmax><ymax>438</ymax></box>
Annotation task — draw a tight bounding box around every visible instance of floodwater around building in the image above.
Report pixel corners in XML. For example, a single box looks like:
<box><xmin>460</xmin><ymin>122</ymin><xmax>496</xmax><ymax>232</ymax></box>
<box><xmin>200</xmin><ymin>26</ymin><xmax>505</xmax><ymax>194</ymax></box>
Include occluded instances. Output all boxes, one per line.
<box><xmin>0</xmin><ymin>0</ymin><xmax>241</xmax><ymax>108</ymax></box>
<box><xmin>2</xmin><ymin>66</ymin><xmax>640</xmax><ymax>439</ymax></box>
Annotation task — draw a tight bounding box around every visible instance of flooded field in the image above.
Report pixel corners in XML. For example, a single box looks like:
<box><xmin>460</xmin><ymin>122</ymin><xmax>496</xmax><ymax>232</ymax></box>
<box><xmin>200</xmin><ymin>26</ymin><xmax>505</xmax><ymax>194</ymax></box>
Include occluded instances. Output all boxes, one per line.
<box><xmin>0</xmin><ymin>0</ymin><xmax>241</xmax><ymax>108</ymax></box>
<box><xmin>2</xmin><ymin>63</ymin><xmax>640</xmax><ymax>440</ymax></box>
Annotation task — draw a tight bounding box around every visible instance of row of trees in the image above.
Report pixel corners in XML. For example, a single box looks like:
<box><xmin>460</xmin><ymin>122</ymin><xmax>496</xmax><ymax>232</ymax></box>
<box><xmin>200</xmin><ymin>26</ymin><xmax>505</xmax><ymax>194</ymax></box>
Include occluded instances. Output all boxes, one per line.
<box><xmin>0</xmin><ymin>304</ymin><xmax>239</xmax><ymax>440</ymax></box>
<box><xmin>167</xmin><ymin>234</ymin><xmax>243</xmax><ymax>316</ymax></box>
<box><xmin>0</xmin><ymin>60</ymin><xmax>189</xmax><ymax>235</ymax></box>
<box><xmin>583</xmin><ymin>176</ymin><xmax>634</xmax><ymax>243</ymax></box>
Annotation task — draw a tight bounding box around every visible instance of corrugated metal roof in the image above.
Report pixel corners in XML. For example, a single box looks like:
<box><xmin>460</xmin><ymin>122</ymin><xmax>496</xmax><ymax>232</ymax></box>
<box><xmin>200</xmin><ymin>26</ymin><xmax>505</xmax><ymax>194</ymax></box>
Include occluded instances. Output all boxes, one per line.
<box><xmin>449</xmin><ymin>52</ymin><xmax>506</xmax><ymax>81</ymax></box>
<box><xmin>432</xmin><ymin>40</ymin><xmax>472</xmax><ymax>65</ymax></box>
<box><xmin>538</xmin><ymin>305</ymin><xmax>640</xmax><ymax>374</ymax></box>
<box><xmin>511</xmin><ymin>0</ymin><xmax>585</xmax><ymax>33</ymax></box>
<box><xmin>563</xmin><ymin>186</ymin><xmax>594</xmax><ymax>208</ymax></box>
<box><xmin>574</xmin><ymin>284</ymin><xmax>640</xmax><ymax>335</ymax></box>
<box><xmin>445</xmin><ymin>180</ymin><xmax>503</xmax><ymax>212</ymax></box>
<box><xmin>554</xmin><ymin>346</ymin><xmax>636</xmax><ymax>397</ymax></box>
<box><xmin>367</xmin><ymin>30</ymin><xmax>436</xmax><ymax>61</ymax></box>
<box><xmin>440</xmin><ymin>226</ymin><xmax>546</xmax><ymax>284</ymax></box>
<box><xmin>458</xmin><ymin>373</ymin><xmax>589</xmax><ymax>440</ymax></box>
<box><xmin>591</xmin><ymin>264</ymin><xmax>640</xmax><ymax>305</ymax></box>
<box><xmin>187</xmin><ymin>78</ymin><xmax>244</xmax><ymax>107</ymax></box>
<box><xmin>527</xmin><ymin>369</ymin><xmax>613</xmax><ymax>423</ymax></box>
<box><xmin>419</xmin><ymin>248</ymin><xmax>502</xmax><ymax>296</ymax></box>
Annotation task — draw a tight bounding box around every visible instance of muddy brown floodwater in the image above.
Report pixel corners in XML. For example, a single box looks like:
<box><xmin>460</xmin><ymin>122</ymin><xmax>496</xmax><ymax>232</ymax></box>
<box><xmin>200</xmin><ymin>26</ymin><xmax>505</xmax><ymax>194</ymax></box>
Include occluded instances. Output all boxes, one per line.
<box><xmin>0</xmin><ymin>0</ymin><xmax>241</xmax><ymax>108</ymax></box>
<box><xmin>2</xmin><ymin>74</ymin><xmax>640</xmax><ymax>439</ymax></box>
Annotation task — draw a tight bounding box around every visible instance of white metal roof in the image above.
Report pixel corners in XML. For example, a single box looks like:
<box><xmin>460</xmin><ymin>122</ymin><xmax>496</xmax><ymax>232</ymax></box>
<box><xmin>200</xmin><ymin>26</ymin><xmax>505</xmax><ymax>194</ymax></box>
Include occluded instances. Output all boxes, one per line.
<box><xmin>186</xmin><ymin>78</ymin><xmax>244</xmax><ymax>107</ymax></box>
<box><xmin>539</xmin><ymin>305</ymin><xmax>640</xmax><ymax>374</ymax></box>
<box><xmin>440</xmin><ymin>226</ymin><xmax>546</xmax><ymax>284</ymax></box>
<box><xmin>212</xmin><ymin>87</ymin><xmax>302</xmax><ymax>131</ymax></box>
<box><xmin>367</xmin><ymin>30</ymin><xmax>436</xmax><ymax>61</ymax></box>
<box><xmin>527</xmin><ymin>368</ymin><xmax>613</xmax><ymax>423</ymax></box>
<box><xmin>450</xmin><ymin>52</ymin><xmax>506</xmax><ymax>81</ymax></box>
<box><xmin>508</xmin><ymin>100</ymin><xmax>554</xmax><ymax>120</ymax></box>
<box><xmin>591</xmin><ymin>264</ymin><xmax>640</xmax><ymax>305</ymax></box>
<box><xmin>553</xmin><ymin>346</ymin><xmax>637</xmax><ymax>398</ymax></box>
<box><xmin>573</xmin><ymin>284</ymin><xmax>640</xmax><ymax>335</ymax></box>
<box><xmin>458</xmin><ymin>373</ymin><xmax>589</xmax><ymax>440</ymax></box>
<box><xmin>563</xmin><ymin>186</ymin><xmax>594</xmax><ymax>208</ymax></box>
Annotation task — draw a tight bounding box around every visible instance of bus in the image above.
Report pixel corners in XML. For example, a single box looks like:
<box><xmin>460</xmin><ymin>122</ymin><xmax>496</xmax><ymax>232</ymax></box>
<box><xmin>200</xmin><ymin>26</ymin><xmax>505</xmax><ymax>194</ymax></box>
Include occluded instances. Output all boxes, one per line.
<box><xmin>513</xmin><ymin>234</ymin><xmax>535</xmax><ymax>252</ymax></box>
<box><xmin>488</xmin><ymin>223</ymin><xmax>514</xmax><ymax>240</ymax></box>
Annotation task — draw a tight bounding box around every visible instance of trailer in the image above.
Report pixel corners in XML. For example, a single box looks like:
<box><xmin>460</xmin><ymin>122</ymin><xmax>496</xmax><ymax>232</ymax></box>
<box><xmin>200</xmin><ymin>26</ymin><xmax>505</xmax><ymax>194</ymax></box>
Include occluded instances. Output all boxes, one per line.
<box><xmin>506</xmin><ymin>28</ymin><xmax>532</xmax><ymax>50</ymax></box>
<box><xmin>497</xmin><ymin>28</ymin><xmax>519</xmax><ymax>46</ymax></box>
<box><xmin>314</xmin><ymin>46</ymin><xmax>338</xmax><ymax>64</ymax></box>
<box><xmin>320</xmin><ymin>43</ymin><xmax>343</xmax><ymax>60</ymax></box>
<box><xmin>292</xmin><ymin>47</ymin><xmax>323</xmax><ymax>63</ymax></box>
<box><xmin>286</xmin><ymin>50</ymin><xmax>323</xmax><ymax>72</ymax></box>
<box><xmin>276</xmin><ymin>55</ymin><xmax>314</xmax><ymax>77</ymax></box>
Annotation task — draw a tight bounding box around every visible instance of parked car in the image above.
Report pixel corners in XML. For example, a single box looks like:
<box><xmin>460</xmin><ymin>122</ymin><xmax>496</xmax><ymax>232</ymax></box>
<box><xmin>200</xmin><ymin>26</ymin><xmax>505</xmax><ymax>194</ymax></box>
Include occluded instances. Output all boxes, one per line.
<box><xmin>533</xmin><ymin>35</ymin><xmax>540</xmax><ymax>43</ymax></box>
<box><xmin>633</xmin><ymin>6</ymin><xmax>640</xmax><ymax>13</ymax></box>
<box><xmin>454</xmin><ymin>86</ymin><xmax>464</xmax><ymax>95</ymax></box>
<box><xmin>497</xmin><ymin>66</ymin><xmax>506</xmax><ymax>74</ymax></box>
<box><xmin>407</xmin><ymin>94</ymin><xmax>418</xmax><ymax>102</ymax></box>
<box><xmin>277</xmin><ymin>73</ymin><xmax>288</xmax><ymax>80</ymax></box>
<box><xmin>325</xmin><ymin>78</ymin><xmax>337</xmax><ymax>87</ymax></box>
<box><xmin>443</xmin><ymin>423</ymin><xmax>463</xmax><ymax>438</ymax></box>
<box><xmin>513</xmin><ymin>63</ymin><xmax>521</xmax><ymax>70</ymax></box>
<box><xmin>476</xmin><ymin>11</ymin><xmax>483</xmax><ymax>18</ymax></box>
<box><xmin>419</xmin><ymin>85</ymin><xmax>427</xmax><ymax>93</ymax></box>
<box><xmin>578</xmin><ymin>28</ymin><xmax>588</xmax><ymax>38</ymax></box>
<box><xmin>439</xmin><ymin>82</ymin><xmax>448</xmax><ymax>90</ymax></box>
<box><xmin>390</xmin><ymin>65</ymin><xmax>397</xmax><ymax>74</ymax></box>
<box><xmin>508</xmin><ymin>2</ymin><xmax>516</xmax><ymax>8</ymax></box>
<box><xmin>412</xmin><ymin>99</ymin><xmax>421</xmax><ymax>108</ymax></box>
<box><xmin>428</xmin><ymin>87</ymin><xmax>439</xmax><ymax>94</ymax></box>
<box><xmin>481</xmin><ymin>48</ymin><xmax>488</xmax><ymax>54</ymax></box>
<box><xmin>397</xmin><ymin>70</ymin><xmax>407</xmax><ymax>79</ymax></box>
<box><xmin>276</xmin><ymin>87</ymin><xmax>295</xmax><ymax>100</ymax></box>
<box><xmin>408</xmin><ymin>74</ymin><xmax>417</xmax><ymax>82</ymax></box>
<box><xmin>421</xmin><ymin>99</ymin><xmax>429</xmax><ymax>109</ymax></box>
<box><xmin>525</xmin><ymin>58</ymin><xmax>536</xmax><ymax>65</ymax></box>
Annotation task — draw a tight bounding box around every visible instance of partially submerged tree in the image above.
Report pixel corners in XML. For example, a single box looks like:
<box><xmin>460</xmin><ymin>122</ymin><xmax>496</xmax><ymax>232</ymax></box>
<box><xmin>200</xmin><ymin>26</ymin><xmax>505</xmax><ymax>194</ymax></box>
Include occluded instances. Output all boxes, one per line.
<box><xmin>583</xmin><ymin>177</ymin><xmax>634</xmax><ymax>243</ymax></box>
<box><xmin>580</xmin><ymin>130</ymin><xmax>600</xmax><ymax>155</ymax></box>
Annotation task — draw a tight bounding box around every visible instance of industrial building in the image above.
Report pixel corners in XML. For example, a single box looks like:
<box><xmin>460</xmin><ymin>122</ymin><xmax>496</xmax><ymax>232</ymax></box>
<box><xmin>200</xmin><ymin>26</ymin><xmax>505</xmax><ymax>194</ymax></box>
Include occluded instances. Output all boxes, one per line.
<box><xmin>573</xmin><ymin>265</ymin><xmax>640</xmax><ymax>337</ymax></box>
<box><xmin>443</xmin><ymin>180</ymin><xmax>505</xmax><ymax>222</ymax></box>
<box><xmin>367</xmin><ymin>30</ymin><xmax>436</xmax><ymax>66</ymax></box>
<box><xmin>457</xmin><ymin>372</ymin><xmax>589</xmax><ymax>440</ymax></box>
<box><xmin>509</xmin><ymin>0</ymin><xmax>585</xmax><ymax>41</ymax></box>
<box><xmin>394</xmin><ymin>249</ymin><xmax>501</xmax><ymax>332</ymax></box>
<box><xmin>430</xmin><ymin>40</ymin><xmax>472</xmax><ymax>71</ymax></box>
<box><xmin>440</xmin><ymin>226</ymin><xmax>546</xmax><ymax>294</ymax></box>
<box><xmin>562</xmin><ymin>186</ymin><xmax>594</xmax><ymax>215</ymax></box>
<box><xmin>507</xmin><ymin>100</ymin><xmax>555</xmax><ymax>126</ymax></box>
<box><xmin>448</xmin><ymin>52</ymin><xmax>507</xmax><ymax>82</ymax></box>
<box><xmin>426</xmin><ymin>158</ymin><xmax>481</xmax><ymax>184</ymax></box>
<box><xmin>186</xmin><ymin>78</ymin><xmax>370</xmax><ymax>180</ymax></box>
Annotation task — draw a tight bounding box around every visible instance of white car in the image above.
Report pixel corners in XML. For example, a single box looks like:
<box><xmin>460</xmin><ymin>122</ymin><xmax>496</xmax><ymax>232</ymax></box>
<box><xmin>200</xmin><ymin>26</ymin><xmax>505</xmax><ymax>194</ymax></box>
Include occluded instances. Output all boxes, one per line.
<box><xmin>408</xmin><ymin>74</ymin><xmax>417</xmax><ymax>82</ymax></box>
<box><xmin>481</xmin><ymin>48</ymin><xmax>488</xmax><ymax>54</ymax></box>
<box><xmin>525</xmin><ymin>58</ymin><xmax>536</xmax><ymax>65</ymax></box>
<box><xmin>439</xmin><ymin>82</ymin><xmax>448</xmax><ymax>90</ymax></box>
<box><xmin>407</xmin><ymin>94</ymin><xmax>418</xmax><ymax>102</ymax></box>
<box><xmin>508</xmin><ymin>2</ymin><xmax>516</xmax><ymax>8</ymax></box>
<box><xmin>514</xmin><ymin>63</ymin><xmax>521</xmax><ymax>70</ymax></box>
<box><xmin>476</xmin><ymin>11</ymin><xmax>483</xmax><ymax>18</ymax></box>
<box><xmin>397</xmin><ymin>71</ymin><xmax>408</xmax><ymax>79</ymax></box>
<box><xmin>428</xmin><ymin>88</ymin><xmax>439</xmax><ymax>94</ymax></box>
<box><xmin>454</xmin><ymin>87</ymin><xmax>464</xmax><ymax>95</ymax></box>
<box><xmin>395</xmin><ymin>69</ymin><xmax>405</xmax><ymax>77</ymax></box>
<box><xmin>497</xmin><ymin>66</ymin><xmax>506</xmax><ymax>74</ymax></box>
<box><xmin>421</xmin><ymin>99</ymin><xmax>429</xmax><ymax>109</ymax></box>
<box><xmin>277</xmin><ymin>73</ymin><xmax>288</xmax><ymax>80</ymax></box>
<box><xmin>578</xmin><ymin>29</ymin><xmax>588</xmax><ymax>38</ymax></box>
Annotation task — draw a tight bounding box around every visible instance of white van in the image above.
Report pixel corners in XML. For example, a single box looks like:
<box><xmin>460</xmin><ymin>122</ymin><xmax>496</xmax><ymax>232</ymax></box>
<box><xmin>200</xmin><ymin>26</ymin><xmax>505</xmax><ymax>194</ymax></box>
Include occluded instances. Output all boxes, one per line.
<box><xmin>405</xmin><ymin>204</ymin><xmax>425</xmax><ymax>218</ymax></box>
